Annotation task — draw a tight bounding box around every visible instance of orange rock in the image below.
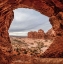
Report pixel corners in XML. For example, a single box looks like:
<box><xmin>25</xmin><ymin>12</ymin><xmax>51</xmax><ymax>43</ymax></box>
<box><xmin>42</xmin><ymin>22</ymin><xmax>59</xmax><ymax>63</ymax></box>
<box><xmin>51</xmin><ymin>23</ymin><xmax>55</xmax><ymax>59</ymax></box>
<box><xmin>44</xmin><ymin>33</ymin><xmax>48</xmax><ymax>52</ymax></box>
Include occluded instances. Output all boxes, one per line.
<box><xmin>45</xmin><ymin>28</ymin><xmax>56</xmax><ymax>40</ymax></box>
<box><xmin>28</xmin><ymin>29</ymin><xmax>45</xmax><ymax>39</ymax></box>
<box><xmin>42</xmin><ymin>12</ymin><xmax>63</xmax><ymax>58</ymax></box>
<box><xmin>38</xmin><ymin>29</ymin><xmax>45</xmax><ymax>39</ymax></box>
<box><xmin>0</xmin><ymin>0</ymin><xmax>63</xmax><ymax>63</ymax></box>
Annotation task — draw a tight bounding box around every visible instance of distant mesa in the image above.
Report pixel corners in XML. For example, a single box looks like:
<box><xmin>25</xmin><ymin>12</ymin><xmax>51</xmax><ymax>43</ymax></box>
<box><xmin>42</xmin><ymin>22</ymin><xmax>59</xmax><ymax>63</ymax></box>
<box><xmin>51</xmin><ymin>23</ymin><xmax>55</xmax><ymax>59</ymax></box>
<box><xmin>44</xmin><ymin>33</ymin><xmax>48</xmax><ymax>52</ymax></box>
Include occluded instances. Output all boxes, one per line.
<box><xmin>28</xmin><ymin>29</ymin><xmax>45</xmax><ymax>39</ymax></box>
<box><xmin>28</xmin><ymin>29</ymin><xmax>56</xmax><ymax>40</ymax></box>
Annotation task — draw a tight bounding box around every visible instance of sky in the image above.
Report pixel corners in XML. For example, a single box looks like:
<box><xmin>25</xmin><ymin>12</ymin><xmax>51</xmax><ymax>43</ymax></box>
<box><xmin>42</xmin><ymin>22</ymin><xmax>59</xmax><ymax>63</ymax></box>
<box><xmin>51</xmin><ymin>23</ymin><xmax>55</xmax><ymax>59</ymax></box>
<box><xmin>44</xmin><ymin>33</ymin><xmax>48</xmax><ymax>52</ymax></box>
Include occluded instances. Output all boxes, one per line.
<box><xmin>9</xmin><ymin>8</ymin><xmax>52</xmax><ymax>36</ymax></box>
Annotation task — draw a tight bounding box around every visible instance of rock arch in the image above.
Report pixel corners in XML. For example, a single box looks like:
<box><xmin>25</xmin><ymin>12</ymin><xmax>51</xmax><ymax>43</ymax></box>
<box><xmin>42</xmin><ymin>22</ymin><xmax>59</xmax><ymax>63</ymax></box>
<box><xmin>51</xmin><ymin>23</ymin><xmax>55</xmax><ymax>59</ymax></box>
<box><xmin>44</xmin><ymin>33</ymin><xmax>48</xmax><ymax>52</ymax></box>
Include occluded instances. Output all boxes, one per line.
<box><xmin>0</xmin><ymin>0</ymin><xmax>63</xmax><ymax>63</ymax></box>
<box><xmin>0</xmin><ymin>0</ymin><xmax>55</xmax><ymax>48</ymax></box>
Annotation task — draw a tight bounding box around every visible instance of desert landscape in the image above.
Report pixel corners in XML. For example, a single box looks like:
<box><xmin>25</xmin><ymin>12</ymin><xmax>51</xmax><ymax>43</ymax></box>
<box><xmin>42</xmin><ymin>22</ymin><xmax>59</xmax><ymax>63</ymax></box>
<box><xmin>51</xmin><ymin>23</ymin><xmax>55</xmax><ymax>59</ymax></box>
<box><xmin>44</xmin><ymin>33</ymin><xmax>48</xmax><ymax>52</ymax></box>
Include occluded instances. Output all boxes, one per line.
<box><xmin>9</xmin><ymin>29</ymin><xmax>56</xmax><ymax>64</ymax></box>
<box><xmin>10</xmin><ymin>29</ymin><xmax>54</xmax><ymax>57</ymax></box>
<box><xmin>10</xmin><ymin>36</ymin><xmax>53</xmax><ymax>56</ymax></box>
<box><xmin>10</xmin><ymin>36</ymin><xmax>63</xmax><ymax>64</ymax></box>
<box><xmin>1</xmin><ymin>0</ymin><xmax>63</xmax><ymax>64</ymax></box>
<box><xmin>8</xmin><ymin>28</ymin><xmax>56</xmax><ymax>64</ymax></box>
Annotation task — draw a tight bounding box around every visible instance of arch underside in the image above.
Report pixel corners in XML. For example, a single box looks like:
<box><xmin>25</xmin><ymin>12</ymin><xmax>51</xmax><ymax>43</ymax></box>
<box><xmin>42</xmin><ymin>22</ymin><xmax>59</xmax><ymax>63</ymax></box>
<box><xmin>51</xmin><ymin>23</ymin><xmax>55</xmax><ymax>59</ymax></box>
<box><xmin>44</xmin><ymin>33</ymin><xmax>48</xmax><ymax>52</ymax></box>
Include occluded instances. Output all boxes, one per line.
<box><xmin>0</xmin><ymin>0</ymin><xmax>63</xmax><ymax>63</ymax></box>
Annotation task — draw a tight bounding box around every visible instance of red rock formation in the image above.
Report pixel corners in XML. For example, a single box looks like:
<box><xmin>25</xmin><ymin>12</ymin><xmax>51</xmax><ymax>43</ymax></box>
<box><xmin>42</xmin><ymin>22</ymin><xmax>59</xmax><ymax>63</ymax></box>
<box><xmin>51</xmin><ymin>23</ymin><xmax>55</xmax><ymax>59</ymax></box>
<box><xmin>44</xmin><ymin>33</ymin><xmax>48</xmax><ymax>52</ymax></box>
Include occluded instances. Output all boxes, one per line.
<box><xmin>41</xmin><ymin>12</ymin><xmax>63</xmax><ymax>58</ymax></box>
<box><xmin>28</xmin><ymin>29</ymin><xmax>45</xmax><ymax>39</ymax></box>
<box><xmin>38</xmin><ymin>29</ymin><xmax>45</xmax><ymax>39</ymax></box>
<box><xmin>33</xmin><ymin>31</ymin><xmax>38</xmax><ymax>39</ymax></box>
<box><xmin>45</xmin><ymin>28</ymin><xmax>56</xmax><ymax>40</ymax></box>
<box><xmin>0</xmin><ymin>0</ymin><xmax>63</xmax><ymax>63</ymax></box>
<box><xmin>28</xmin><ymin>31</ymin><xmax>34</xmax><ymax>38</ymax></box>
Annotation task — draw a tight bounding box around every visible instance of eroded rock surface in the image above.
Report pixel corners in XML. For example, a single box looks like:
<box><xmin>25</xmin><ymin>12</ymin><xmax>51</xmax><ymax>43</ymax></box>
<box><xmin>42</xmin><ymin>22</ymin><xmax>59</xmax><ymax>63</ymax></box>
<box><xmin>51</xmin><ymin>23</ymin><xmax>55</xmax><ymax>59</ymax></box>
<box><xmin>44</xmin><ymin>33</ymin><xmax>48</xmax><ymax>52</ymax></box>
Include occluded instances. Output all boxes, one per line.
<box><xmin>42</xmin><ymin>12</ymin><xmax>63</xmax><ymax>58</ymax></box>
<box><xmin>45</xmin><ymin>28</ymin><xmax>56</xmax><ymax>40</ymax></box>
<box><xmin>0</xmin><ymin>0</ymin><xmax>63</xmax><ymax>47</ymax></box>
<box><xmin>28</xmin><ymin>29</ymin><xmax>45</xmax><ymax>39</ymax></box>
<box><xmin>0</xmin><ymin>0</ymin><xmax>63</xmax><ymax>63</ymax></box>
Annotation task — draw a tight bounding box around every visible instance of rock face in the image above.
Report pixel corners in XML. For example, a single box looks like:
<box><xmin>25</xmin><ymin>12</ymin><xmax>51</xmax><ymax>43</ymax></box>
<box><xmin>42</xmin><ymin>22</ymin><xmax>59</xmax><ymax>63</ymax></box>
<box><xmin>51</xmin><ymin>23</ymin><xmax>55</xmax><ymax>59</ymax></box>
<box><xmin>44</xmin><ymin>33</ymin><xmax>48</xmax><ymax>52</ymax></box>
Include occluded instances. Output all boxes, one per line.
<box><xmin>38</xmin><ymin>29</ymin><xmax>45</xmax><ymax>39</ymax></box>
<box><xmin>0</xmin><ymin>0</ymin><xmax>63</xmax><ymax>63</ymax></box>
<box><xmin>28</xmin><ymin>29</ymin><xmax>45</xmax><ymax>39</ymax></box>
<box><xmin>45</xmin><ymin>28</ymin><xmax>56</xmax><ymax>40</ymax></box>
<box><xmin>28</xmin><ymin>29</ymin><xmax>56</xmax><ymax>40</ymax></box>
<box><xmin>42</xmin><ymin>12</ymin><xmax>63</xmax><ymax>58</ymax></box>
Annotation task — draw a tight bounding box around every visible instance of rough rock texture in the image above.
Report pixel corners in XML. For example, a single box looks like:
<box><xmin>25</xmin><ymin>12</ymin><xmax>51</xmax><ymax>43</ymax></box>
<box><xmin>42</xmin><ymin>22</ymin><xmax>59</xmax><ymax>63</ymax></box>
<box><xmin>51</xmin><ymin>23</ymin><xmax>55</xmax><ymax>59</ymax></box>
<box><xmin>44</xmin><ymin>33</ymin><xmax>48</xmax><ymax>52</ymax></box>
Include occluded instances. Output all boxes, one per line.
<box><xmin>38</xmin><ymin>29</ymin><xmax>45</xmax><ymax>39</ymax></box>
<box><xmin>42</xmin><ymin>12</ymin><xmax>63</xmax><ymax>58</ymax></box>
<box><xmin>28</xmin><ymin>31</ymin><xmax>38</xmax><ymax>38</ymax></box>
<box><xmin>28</xmin><ymin>29</ymin><xmax>45</xmax><ymax>39</ymax></box>
<box><xmin>0</xmin><ymin>0</ymin><xmax>63</xmax><ymax>63</ymax></box>
<box><xmin>45</xmin><ymin>28</ymin><xmax>56</xmax><ymax>40</ymax></box>
<box><xmin>0</xmin><ymin>46</ymin><xmax>13</xmax><ymax>64</ymax></box>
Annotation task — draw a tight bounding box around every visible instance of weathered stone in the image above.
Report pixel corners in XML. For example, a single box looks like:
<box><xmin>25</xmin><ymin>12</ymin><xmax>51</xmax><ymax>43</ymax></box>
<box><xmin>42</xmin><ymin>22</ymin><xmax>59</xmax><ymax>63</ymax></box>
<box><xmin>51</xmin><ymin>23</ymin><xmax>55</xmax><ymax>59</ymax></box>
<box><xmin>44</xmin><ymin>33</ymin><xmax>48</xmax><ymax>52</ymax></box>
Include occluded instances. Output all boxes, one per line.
<box><xmin>28</xmin><ymin>31</ymin><xmax>34</xmax><ymax>38</ymax></box>
<box><xmin>38</xmin><ymin>29</ymin><xmax>45</xmax><ymax>39</ymax></box>
<box><xmin>28</xmin><ymin>29</ymin><xmax>45</xmax><ymax>39</ymax></box>
<box><xmin>45</xmin><ymin>28</ymin><xmax>56</xmax><ymax>40</ymax></box>
<box><xmin>42</xmin><ymin>12</ymin><xmax>63</xmax><ymax>58</ymax></box>
<box><xmin>0</xmin><ymin>0</ymin><xmax>63</xmax><ymax>63</ymax></box>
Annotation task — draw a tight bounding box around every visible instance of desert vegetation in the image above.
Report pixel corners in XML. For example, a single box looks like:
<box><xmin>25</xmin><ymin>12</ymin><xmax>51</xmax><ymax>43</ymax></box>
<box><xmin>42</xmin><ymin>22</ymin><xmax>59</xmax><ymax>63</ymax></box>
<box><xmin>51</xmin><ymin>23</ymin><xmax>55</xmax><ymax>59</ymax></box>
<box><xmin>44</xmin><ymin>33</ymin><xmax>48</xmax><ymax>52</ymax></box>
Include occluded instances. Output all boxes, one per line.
<box><xmin>10</xmin><ymin>36</ymin><xmax>53</xmax><ymax>57</ymax></box>
<box><xmin>10</xmin><ymin>37</ymin><xmax>63</xmax><ymax>64</ymax></box>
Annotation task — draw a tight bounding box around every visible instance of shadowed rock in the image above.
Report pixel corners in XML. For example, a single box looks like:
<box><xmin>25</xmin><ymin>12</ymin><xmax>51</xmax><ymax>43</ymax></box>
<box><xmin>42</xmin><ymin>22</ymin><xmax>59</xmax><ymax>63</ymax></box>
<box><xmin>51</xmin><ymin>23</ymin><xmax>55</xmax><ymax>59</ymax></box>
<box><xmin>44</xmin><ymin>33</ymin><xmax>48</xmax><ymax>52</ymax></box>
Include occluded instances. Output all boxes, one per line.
<box><xmin>0</xmin><ymin>0</ymin><xmax>63</xmax><ymax>63</ymax></box>
<box><xmin>41</xmin><ymin>12</ymin><xmax>63</xmax><ymax>58</ymax></box>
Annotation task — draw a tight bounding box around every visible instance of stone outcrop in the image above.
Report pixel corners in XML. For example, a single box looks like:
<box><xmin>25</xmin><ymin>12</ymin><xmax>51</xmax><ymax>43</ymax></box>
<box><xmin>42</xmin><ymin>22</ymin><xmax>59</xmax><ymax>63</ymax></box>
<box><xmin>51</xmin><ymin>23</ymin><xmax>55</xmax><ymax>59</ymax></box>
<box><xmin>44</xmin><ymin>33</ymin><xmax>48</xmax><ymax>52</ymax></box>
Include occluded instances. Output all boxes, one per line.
<box><xmin>0</xmin><ymin>0</ymin><xmax>63</xmax><ymax>47</ymax></box>
<box><xmin>41</xmin><ymin>12</ymin><xmax>63</xmax><ymax>58</ymax></box>
<box><xmin>38</xmin><ymin>29</ymin><xmax>45</xmax><ymax>39</ymax></box>
<box><xmin>28</xmin><ymin>29</ymin><xmax>45</xmax><ymax>39</ymax></box>
<box><xmin>0</xmin><ymin>0</ymin><xmax>63</xmax><ymax>63</ymax></box>
<box><xmin>45</xmin><ymin>28</ymin><xmax>56</xmax><ymax>40</ymax></box>
<box><xmin>28</xmin><ymin>29</ymin><xmax>56</xmax><ymax>40</ymax></box>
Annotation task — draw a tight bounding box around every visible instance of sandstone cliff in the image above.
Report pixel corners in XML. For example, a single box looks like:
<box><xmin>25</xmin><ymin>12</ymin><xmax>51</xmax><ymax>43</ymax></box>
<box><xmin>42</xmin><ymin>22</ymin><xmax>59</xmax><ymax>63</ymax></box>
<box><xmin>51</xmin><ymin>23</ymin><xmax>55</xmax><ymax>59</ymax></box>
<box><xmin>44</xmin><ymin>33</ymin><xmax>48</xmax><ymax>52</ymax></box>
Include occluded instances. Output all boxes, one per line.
<box><xmin>0</xmin><ymin>0</ymin><xmax>63</xmax><ymax>63</ymax></box>
<box><xmin>45</xmin><ymin>28</ymin><xmax>56</xmax><ymax>40</ymax></box>
<box><xmin>28</xmin><ymin>29</ymin><xmax>45</xmax><ymax>39</ymax></box>
<box><xmin>41</xmin><ymin>12</ymin><xmax>63</xmax><ymax>58</ymax></box>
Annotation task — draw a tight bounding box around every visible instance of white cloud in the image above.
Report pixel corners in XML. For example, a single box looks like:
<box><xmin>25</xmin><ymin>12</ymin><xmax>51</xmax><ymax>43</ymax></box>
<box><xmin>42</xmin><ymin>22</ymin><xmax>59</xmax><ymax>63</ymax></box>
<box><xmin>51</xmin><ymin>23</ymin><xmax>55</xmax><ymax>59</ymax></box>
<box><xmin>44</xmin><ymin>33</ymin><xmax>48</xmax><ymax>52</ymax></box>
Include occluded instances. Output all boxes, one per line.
<box><xmin>9</xmin><ymin>8</ymin><xmax>52</xmax><ymax>36</ymax></box>
<box><xmin>14</xmin><ymin>11</ymin><xmax>29</xmax><ymax>22</ymax></box>
<box><xmin>9</xmin><ymin>32</ymin><xmax>27</xmax><ymax>36</ymax></box>
<box><xmin>14</xmin><ymin>8</ymin><xmax>41</xmax><ymax>22</ymax></box>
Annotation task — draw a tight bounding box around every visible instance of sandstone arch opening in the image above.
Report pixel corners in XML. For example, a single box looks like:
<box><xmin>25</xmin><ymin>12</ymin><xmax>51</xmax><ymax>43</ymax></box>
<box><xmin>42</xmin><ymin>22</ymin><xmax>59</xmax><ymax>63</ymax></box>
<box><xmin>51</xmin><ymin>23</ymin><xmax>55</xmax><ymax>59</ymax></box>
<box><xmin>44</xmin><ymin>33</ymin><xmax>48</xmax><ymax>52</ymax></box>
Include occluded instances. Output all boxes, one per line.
<box><xmin>0</xmin><ymin>1</ymin><xmax>63</xmax><ymax>64</ymax></box>
<box><xmin>8</xmin><ymin>8</ymin><xmax>55</xmax><ymax>57</ymax></box>
<box><xmin>9</xmin><ymin>8</ymin><xmax>52</xmax><ymax>36</ymax></box>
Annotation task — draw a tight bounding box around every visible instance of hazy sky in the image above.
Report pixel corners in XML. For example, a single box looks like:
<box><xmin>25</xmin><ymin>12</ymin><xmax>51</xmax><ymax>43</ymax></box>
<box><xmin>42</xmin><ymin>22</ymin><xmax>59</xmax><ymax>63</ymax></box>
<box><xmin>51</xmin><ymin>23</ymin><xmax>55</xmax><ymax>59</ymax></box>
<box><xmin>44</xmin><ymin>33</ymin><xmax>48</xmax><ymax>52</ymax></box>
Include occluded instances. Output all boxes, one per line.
<box><xmin>9</xmin><ymin>8</ymin><xmax>52</xmax><ymax>36</ymax></box>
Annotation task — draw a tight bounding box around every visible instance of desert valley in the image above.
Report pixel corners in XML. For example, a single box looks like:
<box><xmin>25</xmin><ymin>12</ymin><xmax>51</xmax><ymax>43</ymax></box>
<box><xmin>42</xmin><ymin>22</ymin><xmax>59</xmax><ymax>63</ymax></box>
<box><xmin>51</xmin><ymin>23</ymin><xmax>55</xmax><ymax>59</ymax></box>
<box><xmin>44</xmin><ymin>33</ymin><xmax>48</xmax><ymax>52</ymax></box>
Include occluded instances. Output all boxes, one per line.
<box><xmin>10</xmin><ymin>36</ymin><xmax>53</xmax><ymax>56</ymax></box>
<box><xmin>9</xmin><ymin>29</ymin><xmax>59</xmax><ymax>64</ymax></box>
<box><xmin>10</xmin><ymin>29</ymin><xmax>54</xmax><ymax>56</ymax></box>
